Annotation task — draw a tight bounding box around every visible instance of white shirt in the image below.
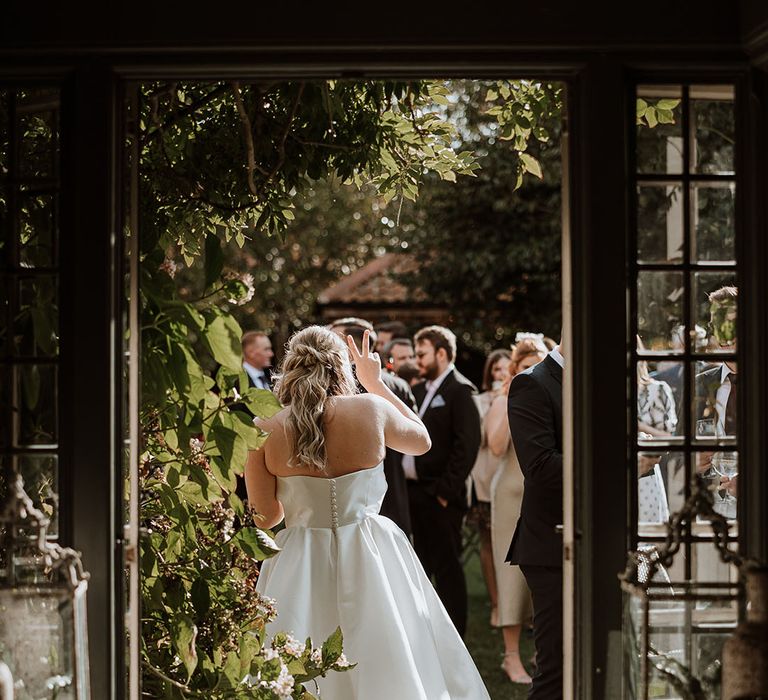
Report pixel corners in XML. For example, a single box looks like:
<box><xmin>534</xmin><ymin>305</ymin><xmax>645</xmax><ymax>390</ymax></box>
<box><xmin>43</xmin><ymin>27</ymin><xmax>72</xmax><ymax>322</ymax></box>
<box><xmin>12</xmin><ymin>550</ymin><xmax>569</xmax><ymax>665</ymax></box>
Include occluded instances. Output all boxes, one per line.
<box><xmin>402</xmin><ymin>364</ymin><xmax>455</xmax><ymax>480</ymax></box>
<box><xmin>549</xmin><ymin>345</ymin><xmax>565</xmax><ymax>368</ymax></box>
<box><xmin>243</xmin><ymin>361</ymin><xmax>269</xmax><ymax>390</ymax></box>
<box><xmin>715</xmin><ymin>363</ymin><xmax>736</xmax><ymax>435</ymax></box>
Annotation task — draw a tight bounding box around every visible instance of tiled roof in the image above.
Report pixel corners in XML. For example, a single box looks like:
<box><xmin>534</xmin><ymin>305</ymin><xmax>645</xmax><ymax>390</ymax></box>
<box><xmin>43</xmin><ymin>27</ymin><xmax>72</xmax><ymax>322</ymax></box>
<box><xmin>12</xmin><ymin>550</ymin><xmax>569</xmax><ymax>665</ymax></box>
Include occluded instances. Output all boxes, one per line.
<box><xmin>317</xmin><ymin>253</ymin><xmax>427</xmax><ymax>305</ymax></box>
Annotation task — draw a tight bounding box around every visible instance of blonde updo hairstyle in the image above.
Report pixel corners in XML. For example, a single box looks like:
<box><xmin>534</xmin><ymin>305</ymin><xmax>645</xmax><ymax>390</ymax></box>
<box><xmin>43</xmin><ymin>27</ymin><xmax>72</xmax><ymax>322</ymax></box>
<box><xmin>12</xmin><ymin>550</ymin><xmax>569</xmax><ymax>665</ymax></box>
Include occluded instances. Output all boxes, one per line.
<box><xmin>273</xmin><ymin>326</ymin><xmax>358</xmax><ymax>471</ymax></box>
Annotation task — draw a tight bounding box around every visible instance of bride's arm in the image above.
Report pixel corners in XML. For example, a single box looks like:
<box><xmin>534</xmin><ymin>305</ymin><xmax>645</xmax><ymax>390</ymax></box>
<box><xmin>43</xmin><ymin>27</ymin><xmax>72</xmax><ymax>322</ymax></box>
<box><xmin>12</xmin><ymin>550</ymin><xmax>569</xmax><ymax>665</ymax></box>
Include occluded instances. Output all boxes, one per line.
<box><xmin>244</xmin><ymin>434</ymin><xmax>284</xmax><ymax>529</ymax></box>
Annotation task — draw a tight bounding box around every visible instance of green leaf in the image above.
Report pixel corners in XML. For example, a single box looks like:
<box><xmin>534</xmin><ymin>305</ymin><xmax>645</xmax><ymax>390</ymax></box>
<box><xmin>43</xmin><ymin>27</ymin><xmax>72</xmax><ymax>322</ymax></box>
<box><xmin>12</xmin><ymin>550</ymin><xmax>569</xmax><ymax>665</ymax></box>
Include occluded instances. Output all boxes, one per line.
<box><xmin>240</xmin><ymin>387</ymin><xmax>283</xmax><ymax>419</ymax></box>
<box><xmin>210</xmin><ymin>423</ymin><xmax>248</xmax><ymax>478</ymax></box>
<box><xmin>209</xmin><ymin>454</ymin><xmax>237</xmax><ymax>492</ymax></box>
<box><xmin>656</xmin><ymin>98</ymin><xmax>680</xmax><ymax>111</ymax></box>
<box><xmin>321</xmin><ymin>626</ymin><xmax>344</xmax><ymax>666</ymax></box>
<box><xmin>233</xmin><ymin>527</ymin><xmax>281</xmax><ymax>560</ymax></box>
<box><xmin>191</xmin><ymin>578</ymin><xmax>211</xmax><ymax>617</ymax></box>
<box><xmin>205</xmin><ymin>233</ymin><xmax>224</xmax><ymax>289</ymax></box>
<box><xmin>519</xmin><ymin>152</ymin><xmax>543</xmax><ymax>179</ymax></box>
<box><xmin>201</xmin><ymin>309</ymin><xmax>243</xmax><ymax>372</ymax></box>
<box><xmin>171</xmin><ymin>613</ymin><xmax>199</xmax><ymax>680</ymax></box>
<box><xmin>645</xmin><ymin>108</ymin><xmax>658</xmax><ymax>128</ymax></box>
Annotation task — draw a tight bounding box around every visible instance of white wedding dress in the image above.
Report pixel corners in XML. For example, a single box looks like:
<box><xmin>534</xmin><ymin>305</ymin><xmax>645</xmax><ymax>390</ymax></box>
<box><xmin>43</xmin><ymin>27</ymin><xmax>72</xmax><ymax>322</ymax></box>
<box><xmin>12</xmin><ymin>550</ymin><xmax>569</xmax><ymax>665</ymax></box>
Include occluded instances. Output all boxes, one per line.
<box><xmin>256</xmin><ymin>463</ymin><xmax>490</xmax><ymax>700</ymax></box>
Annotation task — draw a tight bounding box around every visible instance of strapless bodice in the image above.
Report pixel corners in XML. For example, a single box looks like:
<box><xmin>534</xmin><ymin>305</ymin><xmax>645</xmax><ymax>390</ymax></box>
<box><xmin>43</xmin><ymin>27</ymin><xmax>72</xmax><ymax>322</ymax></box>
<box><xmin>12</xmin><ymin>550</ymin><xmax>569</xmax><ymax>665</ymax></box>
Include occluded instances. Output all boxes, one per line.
<box><xmin>276</xmin><ymin>463</ymin><xmax>386</xmax><ymax>531</ymax></box>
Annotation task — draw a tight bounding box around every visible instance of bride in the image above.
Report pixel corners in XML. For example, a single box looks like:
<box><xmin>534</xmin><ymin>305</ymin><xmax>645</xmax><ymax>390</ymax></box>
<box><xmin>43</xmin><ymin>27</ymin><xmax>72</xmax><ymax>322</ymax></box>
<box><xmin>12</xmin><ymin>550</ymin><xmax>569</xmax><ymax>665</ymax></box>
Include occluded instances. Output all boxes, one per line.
<box><xmin>246</xmin><ymin>325</ymin><xmax>490</xmax><ymax>700</ymax></box>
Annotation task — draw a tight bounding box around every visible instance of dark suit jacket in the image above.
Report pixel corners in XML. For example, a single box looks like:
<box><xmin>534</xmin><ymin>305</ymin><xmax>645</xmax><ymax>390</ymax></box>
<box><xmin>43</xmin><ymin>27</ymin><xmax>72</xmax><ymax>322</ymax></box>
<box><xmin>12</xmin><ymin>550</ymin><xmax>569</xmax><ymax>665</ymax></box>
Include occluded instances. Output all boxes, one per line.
<box><xmin>413</xmin><ymin>368</ymin><xmax>482</xmax><ymax>508</ymax></box>
<box><xmin>694</xmin><ymin>364</ymin><xmax>725</xmax><ymax>425</ymax></box>
<box><xmin>506</xmin><ymin>354</ymin><xmax>563</xmax><ymax>568</ymax></box>
<box><xmin>246</xmin><ymin>366</ymin><xmax>273</xmax><ymax>390</ymax></box>
<box><xmin>378</xmin><ymin>372</ymin><xmax>417</xmax><ymax>534</ymax></box>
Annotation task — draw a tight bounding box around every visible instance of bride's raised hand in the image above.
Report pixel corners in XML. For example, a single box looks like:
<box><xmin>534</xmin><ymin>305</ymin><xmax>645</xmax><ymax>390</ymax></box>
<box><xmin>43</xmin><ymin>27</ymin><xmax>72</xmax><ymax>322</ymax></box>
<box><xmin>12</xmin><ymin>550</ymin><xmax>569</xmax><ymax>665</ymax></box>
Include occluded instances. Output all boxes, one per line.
<box><xmin>347</xmin><ymin>329</ymin><xmax>382</xmax><ymax>392</ymax></box>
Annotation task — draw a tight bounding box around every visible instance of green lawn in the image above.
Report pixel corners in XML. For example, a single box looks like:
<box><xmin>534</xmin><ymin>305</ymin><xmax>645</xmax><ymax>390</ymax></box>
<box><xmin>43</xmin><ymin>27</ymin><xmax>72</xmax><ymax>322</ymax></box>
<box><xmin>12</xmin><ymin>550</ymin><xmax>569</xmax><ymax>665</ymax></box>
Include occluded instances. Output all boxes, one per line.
<box><xmin>464</xmin><ymin>552</ymin><xmax>535</xmax><ymax>700</ymax></box>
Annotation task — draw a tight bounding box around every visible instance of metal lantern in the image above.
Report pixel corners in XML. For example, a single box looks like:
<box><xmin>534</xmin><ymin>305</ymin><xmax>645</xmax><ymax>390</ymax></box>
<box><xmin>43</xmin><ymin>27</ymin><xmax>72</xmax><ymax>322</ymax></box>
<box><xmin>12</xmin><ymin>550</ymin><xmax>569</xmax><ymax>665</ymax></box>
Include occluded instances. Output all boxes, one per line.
<box><xmin>0</xmin><ymin>474</ymin><xmax>91</xmax><ymax>699</ymax></box>
<box><xmin>620</xmin><ymin>476</ymin><xmax>743</xmax><ymax>700</ymax></box>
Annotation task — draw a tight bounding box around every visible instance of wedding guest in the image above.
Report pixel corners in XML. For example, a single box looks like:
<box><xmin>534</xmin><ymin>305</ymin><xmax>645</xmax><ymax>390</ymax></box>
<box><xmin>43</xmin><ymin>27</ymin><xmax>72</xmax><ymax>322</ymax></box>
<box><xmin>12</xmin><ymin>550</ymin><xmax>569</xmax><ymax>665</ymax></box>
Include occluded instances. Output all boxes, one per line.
<box><xmin>396</xmin><ymin>360</ymin><xmax>421</xmax><ymax>387</ymax></box>
<box><xmin>333</xmin><ymin>320</ymin><xmax>417</xmax><ymax>536</ymax></box>
<box><xmin>486</xmin><ymin>335</ymin><xmax>549</xmax><ymax>685</ymax></box>
<box><xmin>404</xmin><ymin>325</ymin><xmax>481</xmax><ymax>637</ymax></box>
<box><xmin>385</xmin><ymin>338</ymin><xmax>415</xmax><ymax>374</ymax></box>
<box><xmin>467</xmin><ymin>349</ymin><xmax>512</xmax><ymax>628</ymax></box>
<box><xmin>694</xmin><ymin>286</ymin><xmax>739</xmax><ymax>502</ymax></box>
<box><xmin>374</xmin><ymin>320</ymin><xmax>408</xmax><ymax>355</ymax></box>
<box><xmin>636</xmin><ymin>337</ymin><xmax>676</xmax><ymax>524</ymax></box>
<box><xmin>242</xmin><ymin>331</ymin><xmax>274</xmax><ymax>390</ymax></box>
<box><xmin>506</xmin><ymin>335</ymin><xmax>564</xmax><ymax>699</ymax></box>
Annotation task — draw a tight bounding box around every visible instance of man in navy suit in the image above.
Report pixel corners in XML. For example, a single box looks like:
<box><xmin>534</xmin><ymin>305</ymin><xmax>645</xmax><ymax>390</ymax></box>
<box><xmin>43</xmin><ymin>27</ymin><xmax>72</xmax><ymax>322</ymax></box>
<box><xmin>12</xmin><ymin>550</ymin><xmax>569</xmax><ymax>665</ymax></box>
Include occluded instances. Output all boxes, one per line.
<box><xmin>404</xmin><ymin>325</ymin><xmax>481</xmax><ymax>637</ymax></box>
<box><xmin>507</xmin><ymin>339</ymin><xmax>564</xmax><ymax>699</ymax></box>
<box><xmin>242</xmin><ymin>331</ymin><xmax>274</xmax><ymax>390</ymax></box>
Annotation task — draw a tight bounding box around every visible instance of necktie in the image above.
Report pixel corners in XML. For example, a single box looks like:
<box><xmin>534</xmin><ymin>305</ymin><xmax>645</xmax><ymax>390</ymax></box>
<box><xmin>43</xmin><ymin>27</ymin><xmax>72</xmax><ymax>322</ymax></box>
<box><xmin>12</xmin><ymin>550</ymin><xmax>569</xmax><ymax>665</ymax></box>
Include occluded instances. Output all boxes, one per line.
<box><xmin>724</xmin><ymin>373</ymin><xmax>737</xmax><ymax>436</ymax></box>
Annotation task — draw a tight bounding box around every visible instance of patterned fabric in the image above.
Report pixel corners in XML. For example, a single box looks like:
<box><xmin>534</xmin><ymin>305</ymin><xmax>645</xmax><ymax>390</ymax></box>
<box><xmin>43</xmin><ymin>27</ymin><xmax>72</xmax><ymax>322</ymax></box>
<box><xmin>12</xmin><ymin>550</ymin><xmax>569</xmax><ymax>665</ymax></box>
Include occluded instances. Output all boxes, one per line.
<box><xmin>637</xmin><ymin>379</ymin><xmax>677</xmax><ymax>434</ymax></box>
<box><xmin>637</xmin><ymin>379</ymin><xmax>676</xmax><ymax>524</ymax></box>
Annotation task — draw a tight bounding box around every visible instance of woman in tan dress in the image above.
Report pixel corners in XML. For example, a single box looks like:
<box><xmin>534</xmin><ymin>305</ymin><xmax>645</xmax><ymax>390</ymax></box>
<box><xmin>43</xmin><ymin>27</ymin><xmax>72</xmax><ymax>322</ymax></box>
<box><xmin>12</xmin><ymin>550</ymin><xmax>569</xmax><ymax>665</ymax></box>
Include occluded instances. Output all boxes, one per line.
<box><xmin>468</xmin><ymin>350</ymin><xmax>513</xmax><ymax>629</ymax></box>
<box><xmin>485</xmin><ymin>335</ymin><xmax>549</xmax><ymax>684</ymax></box>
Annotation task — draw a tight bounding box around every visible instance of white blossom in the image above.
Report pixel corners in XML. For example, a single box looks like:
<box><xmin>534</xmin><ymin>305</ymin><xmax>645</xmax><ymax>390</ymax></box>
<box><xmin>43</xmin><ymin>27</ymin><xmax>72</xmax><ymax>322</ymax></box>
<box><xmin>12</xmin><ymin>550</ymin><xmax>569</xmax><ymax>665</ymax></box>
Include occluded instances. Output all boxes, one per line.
<box><xmin>262</xmin><ymin>646</ymin><xmax>279</xmax><ymax>661</ymax></box>
<box><xmin>334</xmin><ymin>652</ymin><xmax>351</xmax><ymax>668</ymax></box>
<box><xmin>282</xmin><ymin>634</ymin><xmax>306</xmax><ymax>658</ymax></box>
<box><xmin>269</xmin><ymin>664</ymin><xmax>295</xmax><ymax>698</ymax></box>
<box><xmin>310</xmin><ymin>648</ymin><xmax>322</xmax><ymax>664</ymax></box>
<box><xmin>226</xmin><ymin>271</ymin><xmax>255</xmax><ymax>305</ymax></box>
<box><xmin>159</xmin><ymin>257</ymin><xmax>178</xmax><ymax>278</ymax></box>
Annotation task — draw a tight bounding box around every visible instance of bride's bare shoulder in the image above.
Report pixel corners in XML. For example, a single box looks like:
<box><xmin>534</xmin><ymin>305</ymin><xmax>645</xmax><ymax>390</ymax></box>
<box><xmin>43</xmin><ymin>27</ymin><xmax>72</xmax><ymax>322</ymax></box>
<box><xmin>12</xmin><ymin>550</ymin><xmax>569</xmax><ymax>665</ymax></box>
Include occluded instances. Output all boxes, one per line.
<box><xmin>253</xmin><ymin>406</ymin><xmax>290</xmax><ymax>433</ymax></box>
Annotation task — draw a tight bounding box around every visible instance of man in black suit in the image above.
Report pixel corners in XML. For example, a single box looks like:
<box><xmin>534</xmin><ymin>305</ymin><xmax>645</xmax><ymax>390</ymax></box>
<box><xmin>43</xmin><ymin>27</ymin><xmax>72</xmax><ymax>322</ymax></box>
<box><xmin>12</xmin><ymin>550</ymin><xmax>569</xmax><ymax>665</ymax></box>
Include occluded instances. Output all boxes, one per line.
<box><xmin>242</xmin><ymin>331</ymin><xmax>274</xmax><ymax>390</ymax></box>
<box><xmin>507</xmin><ymin>340</ymin><xmax>564</xmax><ymax>699</ymax></box>
<box><xmin>334</xmin><ymin>320</ymin><xmax>417</xmax><ymax>536</ymax></box>
<box><xmin>694</xmin><ymin>286</ymin><xmax>739</xmax><ymax>501</ymax></box>
<box><xmin>404</xmin><ymin>325</ymin><xmax>481</xmax><ymax>637</ymax></box>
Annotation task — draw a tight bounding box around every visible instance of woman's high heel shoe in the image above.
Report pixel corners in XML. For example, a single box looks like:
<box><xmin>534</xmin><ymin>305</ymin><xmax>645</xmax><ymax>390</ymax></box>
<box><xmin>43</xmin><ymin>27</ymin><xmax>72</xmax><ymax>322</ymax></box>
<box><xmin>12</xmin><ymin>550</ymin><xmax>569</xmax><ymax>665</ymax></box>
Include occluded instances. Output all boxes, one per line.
<box><xmin>501</xmin><ymin>651</ymin><xmax>533</xmax><ymax>685</ymax></box>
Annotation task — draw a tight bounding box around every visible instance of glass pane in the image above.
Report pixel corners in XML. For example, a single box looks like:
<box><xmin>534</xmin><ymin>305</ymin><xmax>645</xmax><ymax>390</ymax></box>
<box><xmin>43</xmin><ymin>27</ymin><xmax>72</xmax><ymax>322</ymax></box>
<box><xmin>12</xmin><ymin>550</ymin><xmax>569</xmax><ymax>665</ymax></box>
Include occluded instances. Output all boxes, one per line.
<box><xmin>691</xmin><ymin>85</ymin><xmax>735</xmax><ymax>175</ymax></box>
<box><xmin>636</xmin><ymin>452</ymin><xmax>681</xmax><ymax>535</ymax></box>
<box><xmin>637</xmin><ymin>183</ymin><xmax>684</xmax><ymax>263</ymax></box>
<box><xmin>638</xmin><ymin>270</ymin><xmax>684</xmax><ymax>352</ymax></box>
<box><xmin>0</xmin><ymin>275</ymin><xmax>8</xmax><ymax>356</ymax></box>
<box><xmin>18</xmin><ymin>191</ymin><xmax>56</xmax><ymax>267</ymax></box>
<box><xmin>693</xmin><ymin>272</ymin><xmax>737</xmax><ymax>354</ymax></box>
<box><xmin>637</xmin><ymin>361</ymin><xmax>683</xmax><ymax>439</ymax></box>
<box><xmin>0</xmin><ymin>185</ymin><xmax>8</xmax><ymax>268</ymax></box>
<box><xmin>0</xmin><ymin>89</ymin><xmax>8</xmax><ymax>176</ymax></box>
<box><xmin>17</xmin><ymin>454</ymin><xmax>59</xmax><ymax>538</ymax></box>
<box><xmin>14</xmin><ymin>363</ymin><xmax>57</xmax><ymax>446</ymax></box>
<box><xmin>17</xmin><ymin>90</ymin><xmax>59</xmax><ymax>180</ymax></box>
<box><xmin>691</xmin><ymin>182</ymin><xmax>735</xmax><ymax>263</ymax></box>
<box><xmin>692</xmin><ymin>359</ymin><xmax>737</xmax><ymax>443</ymax></box>
<box><xmin>14</xmin><ymin>275</ymin><xmax>59</xmax><ymax>357</ymax></box>
<box><xmin>692</xmin><ymin>541</ymin><xmax>738</xmax><ymax>586</ymax></box>
<box><xmin>0</xmin><ymin>589</ymin><xmax>77</xmax><ymax>699</ymax></box>
<box><xmin>636</xmin><ymin>85</ymin><xmax>683</xmax><ymax>174</ymax></box>
<box><xmin>0</xmin><ymin>369</ymin><xmax>9</xmax><ymax>447</ymax></box>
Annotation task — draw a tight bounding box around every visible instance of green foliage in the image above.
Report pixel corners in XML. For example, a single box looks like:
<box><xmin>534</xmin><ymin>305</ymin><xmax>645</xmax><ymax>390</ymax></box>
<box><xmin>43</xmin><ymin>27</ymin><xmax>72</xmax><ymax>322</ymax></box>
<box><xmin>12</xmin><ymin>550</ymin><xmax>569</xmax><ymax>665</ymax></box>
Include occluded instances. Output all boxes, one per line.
<box><xmin>396</xmin><ymin>81</ymin><xmax>564</xmax><ymax>349</ymax></box>
<box><xmin>637</xmin><ymin>98</ymin><xmax>680</xmax><ymax>128</ymax></box>
<box><xmin>138</xmin><ymin>79</ymin><xmax>488</xmax><ymax>697</ymax></box>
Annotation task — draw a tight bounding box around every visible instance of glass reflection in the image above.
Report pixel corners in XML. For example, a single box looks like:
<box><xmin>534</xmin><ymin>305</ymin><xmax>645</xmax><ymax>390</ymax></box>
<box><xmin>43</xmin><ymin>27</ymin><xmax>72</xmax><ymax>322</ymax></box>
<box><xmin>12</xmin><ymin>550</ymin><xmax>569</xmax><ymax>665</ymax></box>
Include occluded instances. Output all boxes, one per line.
<box><xmin>18</xmin><ymin>92</ymin><xmax>58</xmax><ymax>180</ymax></box>
<box><xmin>636</xmin><ymin>85</ymin><xmax>683</xmax><ymax>175</ymax></box>
<box><xmin>637</xmin><ymin>270</ymin><xmax>684</xmax><ymax>352</ymax></box>
<box><xmin>17</xmin><ymin>454</ymin><xmax>59</xmax><ymax>537</ymax></box>
<box><xmin>637</xmin><ymin>183</ymin><xmax>683</xmax><ymax>263</ymax></box>
<box><xmin>691</xmin><ymin>85</ymin><xmax>735</xmax><ymax>175</ymax></box>
<box><xmin>691</xmin><ymin>182</ymin><xmax>735</xmax><ymax>263</ymax></box>
<box><xmin>14</xmin><ymin>364</ymin><xmax>57</xmax><ymax>446</ymax></box>
<box><xmin>693</xmin><ymin>274</ymin><xmax>737</xmax><ymax>354</ymax></box>
<box><xmin>19</xmin><ymin>191</ymin><xmax>56</xmax><ymax>268</ymax></box>
<box><xmin>15</xmin><ymin>275</ymin><xmax>59</xmax><ymax>357</ymax></box>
